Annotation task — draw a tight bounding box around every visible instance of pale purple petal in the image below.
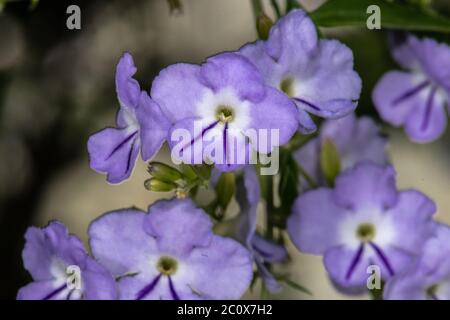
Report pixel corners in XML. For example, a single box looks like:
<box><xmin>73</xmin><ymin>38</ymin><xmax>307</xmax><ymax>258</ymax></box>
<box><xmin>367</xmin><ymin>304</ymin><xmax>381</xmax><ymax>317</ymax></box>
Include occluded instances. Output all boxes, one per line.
<box><xmin>296</xmin><ymin>107</ymin><xmax>317</xmax><ymax>133</ymax></box>
<box><xmin>249</xmin><ymin>87</ymin><xmax>298</xmax><ymax>152</ymax></box>
<box><xmin>384</xmin><ymin>224</ymin><xmax>450</xmax><ymax>300</ymax></box>
<box><xmin>404</xmin><ymin>87</ymin><xmax>448</xmax><ymax>143</ymax></box>
<box><xmin>88</xmin><ymin>209</ymin><xmax>156</xmax><ymax>276</ymax></box>
<box><xmin>17</xmin><ymin>280</ymin><xmax>64</xmax><ymax>300</ymax></box>
<box><xmin>201</xmin><ymin>53</ymin><xmax>265</xmax><ymax>102</ymax></box>
<box><xmin>255</xmin><ymin>259</ymin><xmax>282</xmax><ymax>293</ymax></box>
<box><xmin>19</xmin><ymin>221</ymin><xmax>117</xmax><ymax>300</ymax></box>
<box><xmin>333</xmin><ymin>162</ymin><xmax>397</xmax><ymax>211</ymax></box>
<box><xmin>291</xmin><ymin>40</ymin><xmax>361</xmax><ymax>119</ymax></box>
<box><xmin>372</xmin><ymin>71</ymin><xmax>427</xmax><ymax>127</ymax></box>
<box><xmin>168</xmin><ymin>117</ymin><xmax>220</xmax><ymax>165</ymax></box>
<box><xmin>182</xmin><ymin>236</ymin><xmax>253</xmax><ymax>299</ymax></box>
<box><xmin>143</xmin><ymin>199</ymin><xmax>213</xmax><ymax>258</ymax></box>
<box><xmin>22</xmin><ymin>222</ymin><xmax>85</xmax><ymax>281</ymax></box>
<box><xmin>151</xmin><ymin>63</ymin><xmax>207</xmax><ymax>123</ymax></box>
<box><xmin>288</xmin><ymin>188</ymin><xmax>347</xmax><ymax>254</ymax></box>
<box><xmin>115</xmin><ymin>52</ymin><xmax>141</xmax><ymax>109</ymax></box>
<box><xmin>409</xmin><ymin>36</ymin><xmax>450</xmax><ymax>91</ymax></box>
<box><xmin>135</xmin><ymin>91</ymin><xmax>170</xmax><ymax>160</ymax></box>
<box><xmin>87</xmin><ymin>127</ymin><xmax>140</xmax><ymax>184</ymax></box>
<box><xmin>264</xmin><ymin>9</ymin><xmax>318</xmax><ymax>62</ymax></box>
<box><xmin>387</xmin><ymin>190</ymin><xmax>436</xmax><ymax>253</ymax></box>
<box><xmin>251</xmin><ymin>235</ymin><xmax>287</xmax><ymax>263</ymax></box>
<box><xmin>324</xmin><ymin>245</ymin><xmax>372</xmax><ymax>288</ymax></box>
<box><xmin>388</xmin><ymin>32</ymin><xmax>418</xmax><ymax>70</ymax></box>
<box><xmin>82</xmin><ymin>259</ymin><xmax>118</xmax><ymax>300</ymax></box>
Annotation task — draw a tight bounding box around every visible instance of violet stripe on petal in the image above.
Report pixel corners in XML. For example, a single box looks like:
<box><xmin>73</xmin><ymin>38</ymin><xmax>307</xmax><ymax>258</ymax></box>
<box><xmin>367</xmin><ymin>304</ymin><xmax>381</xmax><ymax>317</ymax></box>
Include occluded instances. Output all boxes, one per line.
<box><xmin>421</xmin><ymin>86</ymin><xmax>437</xmax><ymax>131</ymax></box>
<box><xmin>168</xmin><ymin>276</ymin><xmax>180</xmax><ymax>300</ymax></box>
<box><xmin>136</xmin><ymin>274</ymin><xmax>162</xmax><ymax>300</ymax></box>
<box><xmin>106</xmin><ymin>130</ymin><xmax>138</xmax><ymax>160</ymax></box>
<box><xmin>223</xmin><ymin>123</ymin><xmax>229</xmax><ymax>165</ymax></box>
<box><xmin>252</xmin><ymin>243</ymin><xmax>274</xmax><ymax>259</ymax></box>
<box><xmin>43</xmin><ymin>284</ymin><xmax>66</xmax><ymax>300</ymax></box>
<box><xmin>125</xmin><ymin>137</ymin><xmax>138</xmax><ymax>173</ymax></box>
<box><xmin>345</xmin><ymin>243</ymin><xmax>365</xmax><ymax>280</ymax></box>
<box><xmin>180</xmin><ymin>120</ymin><xmax>219</xmax><ymax>153</ymax></box>
<box><xmin>391</xmin><ymin>80</ymin><xmax>429</xmax><ymax>106</ymax></box>
<box><xmin>369</xmin><ymin>242</ymin><xmax>395</xmax><ymax>276</ymax></box>
<box><xmin>293</xmin><ymin>97</ymin><xmax>321</xmax><ymax>111</ymax></box>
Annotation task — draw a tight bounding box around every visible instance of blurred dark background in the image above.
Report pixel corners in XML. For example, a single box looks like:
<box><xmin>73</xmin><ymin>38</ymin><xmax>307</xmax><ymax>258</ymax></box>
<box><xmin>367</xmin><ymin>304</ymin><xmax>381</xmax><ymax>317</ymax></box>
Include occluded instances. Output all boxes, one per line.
<box><xmin>0</xmin><ymin>0</ymin><xmax>449</xmax><ymax>300</ymax></box>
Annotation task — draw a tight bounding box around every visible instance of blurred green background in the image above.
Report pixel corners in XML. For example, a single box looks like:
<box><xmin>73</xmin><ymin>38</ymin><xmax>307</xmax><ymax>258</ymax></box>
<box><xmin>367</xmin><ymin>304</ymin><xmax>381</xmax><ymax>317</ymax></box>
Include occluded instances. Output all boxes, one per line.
<box><xmin>0</xmin><ymin>0</ymin><xmax>449</xmax><ymax>299</ymax></box>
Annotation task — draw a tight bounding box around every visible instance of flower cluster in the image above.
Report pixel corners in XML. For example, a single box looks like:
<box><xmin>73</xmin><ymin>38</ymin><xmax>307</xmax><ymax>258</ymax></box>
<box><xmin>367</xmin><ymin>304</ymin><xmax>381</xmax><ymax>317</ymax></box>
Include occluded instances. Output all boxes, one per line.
<box><xmin>18</xmin><ymin>200</ymin><xmax>253</xmax><ymax>300</ymax></box>
<box><xmin>373</xmin><ymin>33</ymin><xmax>450</xmax><ymax>143</ymax></box>
<box><xmin>17</xmin><ymin>7</ymin><xmax>450</xmax><ymax>300</ymax></box>
<box><xmin>288</xmin><ymin>162</ymin><xmax>437</xmax><ymax>291</ymax></box>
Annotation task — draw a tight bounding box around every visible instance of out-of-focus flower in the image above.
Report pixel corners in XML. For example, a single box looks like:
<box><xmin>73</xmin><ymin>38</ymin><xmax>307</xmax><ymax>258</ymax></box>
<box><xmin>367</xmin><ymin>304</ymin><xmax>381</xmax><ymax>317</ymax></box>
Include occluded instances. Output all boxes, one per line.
<box><xmin>151</xmin><ymin>52</ymin><xmax>298</xmax><ymax>171</ymax></box>
<box><xmin>287</xmin><ymin>162</ymin><xmax>436</xmax><ymax>289</ymax></box>
<box><xmin>88</xmin><ymin>199</ymin><xmax>253</xmax><ymax>300</ymax></box>
<box><xmin>373</xmin><ymin>34</ymin><xmax>450</xmax><ymax>143</ymax></box>
<box><xmin>240</xmin><ymin>9</ymin><xmax>362</xmax><ymax>133</ymax></box>
<box><xmin>384</xmin><ymin>223</ymin><xmax>450</xmax><ymax>300</ymax></box>
<box><xmin>295</xmin><ymin>114</ymin><xmax>389</xmax><ymax>189</ymax></box>
<box><xmin>17</xmin><ymin>222</ymin><xmax>117</xmax><ymax>300</ymax></box>
<box><xmin>235</xmin><ymin>167</ymin><xmax>287</xmax><ymax>292</ymax></box>
<box><xmin>87</xmin><ymin>52</ymin><xmax>170</xmax><ymax>183</ymax></box>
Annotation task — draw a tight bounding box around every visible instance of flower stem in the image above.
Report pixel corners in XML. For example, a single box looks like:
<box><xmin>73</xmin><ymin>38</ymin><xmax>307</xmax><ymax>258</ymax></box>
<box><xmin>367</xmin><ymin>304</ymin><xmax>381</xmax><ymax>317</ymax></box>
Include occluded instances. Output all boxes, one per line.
<box><xmin>270</xmin><ymin>0</ymin><xmax>281</xmax><ymax>18</ymax></box>
<box><xmin>251</xmin><ymin>0</ymin><xmax>264</xmax><ymax>20</ymax></box>
<box><xmin>265</xmin><ymin>174</ymin><xmax>275</xmax><ymax>240</ymax></box>
<box><xmin>298</xmin><ymin>163</ymin><xmax>318</xmax><ymax>189</ymax></box>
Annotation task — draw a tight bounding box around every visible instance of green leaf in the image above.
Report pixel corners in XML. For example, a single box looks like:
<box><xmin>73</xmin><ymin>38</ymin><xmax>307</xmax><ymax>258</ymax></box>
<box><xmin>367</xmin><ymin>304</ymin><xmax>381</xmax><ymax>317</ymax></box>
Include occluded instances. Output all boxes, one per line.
<box><xmin>283</xmin><ymin>279</ymin><xmax>313</xmax><ymax>296</ymax></box>
<box><xmin>29</xmin><ymin>0</ymin><xmax>39</xmax><ymax>10</ymax></box>
<box><xmin>166</xmin><ymin>0</ymin><xmax>182</xmax><ymax>14</ymax></box>
<box><xmin>215</xmin><ymin>172</ymin><xmax>235</xmax><ymax>210</ymax></box>
<box><xmin>179</xmin><ymin>164</ymin><xmax>197</xmax><ymax>181</ymax></box>
<box><xmin>286</xmin><ymin>0</ymin><xmax>302</xmax><ymax>13</ymax></box>
<box><xmin>0</xmin><ymin>0</ymin><xmax>6</xmax><ymax>12</ymax></box>
<box><xmin>191</xmin><ymin>164</ymin><xmax>212</xmax><ymax>181</ymax></box>
<box><xmin>278</xmin><ymin>149</ymin><xmax>299</xmax><ymax>212</ymax></box>
<box><xmin>320</xmin><ymin>138</ymin><xmax>341</xmax><ymax>187</ymax></box>
<box><xmin>310</xmin><ymin>0</ymin><xmax>450</xmax><ymax>33</ymax></box>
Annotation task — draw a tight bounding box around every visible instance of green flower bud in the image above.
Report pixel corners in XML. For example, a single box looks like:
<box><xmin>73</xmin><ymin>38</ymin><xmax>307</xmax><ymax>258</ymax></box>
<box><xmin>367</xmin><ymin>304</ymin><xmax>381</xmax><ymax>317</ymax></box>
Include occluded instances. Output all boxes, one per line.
<box><xmin>256</xmin><ymin>14</ymin><xmax>273</xmax><ymax>40</ymax></box>
<box><xmin>144</xmin><ymin>178</ymin><xmax>177</xmax><ymax>192</ymax></box>
<box><xmin>216</xmin><ymin>172</ymin><xmax>236</xmax><ymax>210</ymax></box>
<box><xmin>320</xmin><ymin>138</ymin><xmax>341</xmax><ymax>186</ymax></box>
<box><xmin>147</xmin><ymin>162</ymin><xmax>183</xmax><ymax>182</ymax></box>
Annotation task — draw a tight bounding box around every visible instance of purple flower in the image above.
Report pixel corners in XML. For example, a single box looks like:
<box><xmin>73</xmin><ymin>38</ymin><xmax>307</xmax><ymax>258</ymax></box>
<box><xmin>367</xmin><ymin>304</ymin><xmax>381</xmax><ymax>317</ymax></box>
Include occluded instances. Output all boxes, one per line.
<box><xmin>88</xmin><ymin>199</ymin><xmax>253</xmax><ymax>300</ymax></box>
<box><xmin>151</xmin><ymin>52</ymin><xmax>298</xmax><ymax>170</ymax></box>
<box><xmin>384</xmin><ymin>223</ymin><xmax>450</xmax><ymax>300</ymax></box>
<box><xmin>88</xmin><ymin>52</ymin><xmax>170</xmax><ymax>183</ymax></box>
<box><xmin>240</xmin><ymin>9</ymin><xmax>362</xmax><ymax>133</ymax></box>
<box><xmin>295</xmin><ymin>114</ymin><xmax>388</xmax><ymax>189</ymax></box>
<box><xmin>235</xmin><ymin>167</ymin><xmax>287</xmax><ymax>292</ymax></box>
<box><xmin>373</xmin><ymin>34</ymin><xmax>450</xmax><ymax>143</ymax></box>
<box><xmin>287</xmin><ymin>162</ymin><xmax>436</xmax><ymax>289</ymax></box>
<box><xmin>17</xmin><ymin>221</ymin><xmax>117</xmax><ymax>300</ymax></box>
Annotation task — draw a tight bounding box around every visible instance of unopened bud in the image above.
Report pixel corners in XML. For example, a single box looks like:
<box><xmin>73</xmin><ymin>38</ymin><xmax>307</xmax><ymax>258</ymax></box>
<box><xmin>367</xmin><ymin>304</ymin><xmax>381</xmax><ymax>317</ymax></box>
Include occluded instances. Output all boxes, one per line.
<box><xmin>148</xmin><ymin>162</ymin><xmax>183</xmax><ymax>182</ymax></box>
<box><xmin>144</xmin><ymin>178</ymin><xmax>177</xmax><ymax>192</ymax></box>
<box><xmin>256</xmin><ymin>14</ymin><xmax>273</xmax><ymax>40</ymax></box>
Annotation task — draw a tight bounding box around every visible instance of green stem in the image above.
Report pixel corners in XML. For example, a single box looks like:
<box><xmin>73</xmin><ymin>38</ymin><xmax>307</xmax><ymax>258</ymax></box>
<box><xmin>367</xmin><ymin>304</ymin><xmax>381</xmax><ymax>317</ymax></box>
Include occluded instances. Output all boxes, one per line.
<box><xmin>251</xmin><ymin>0</ymin><xmax>264</xmax><ymax>19</ymax></box>
<box><xmin>270</xmin><ymin>0</ymin><xmax>281</xmax><ymax>18</ymax></box>
<box><xmin>265</xmin><ymin>174</ymin><xmax>274</xmax><ymax>240</ymax></box>
<box><xmin>284</xmin><ymin>132</ymin><xmax>318</xmax><ymax>151</ymax></box>
<box><xmin>285</xmin><ymin>0</ymin><xmax>304</xmax><ymax>13</ymax></box>
<box><xmin>298</xmin><ymin>163</ymin><xmax>318</xmax><ymax>189</ymax></box>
